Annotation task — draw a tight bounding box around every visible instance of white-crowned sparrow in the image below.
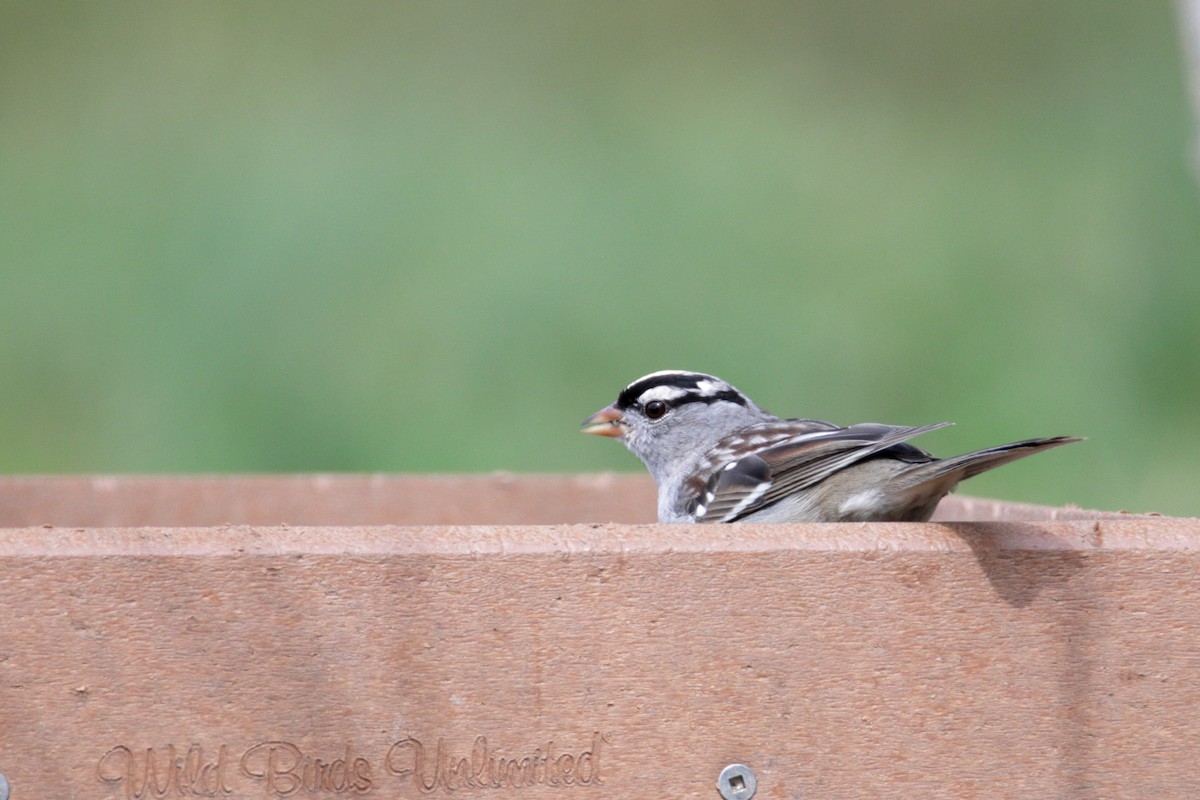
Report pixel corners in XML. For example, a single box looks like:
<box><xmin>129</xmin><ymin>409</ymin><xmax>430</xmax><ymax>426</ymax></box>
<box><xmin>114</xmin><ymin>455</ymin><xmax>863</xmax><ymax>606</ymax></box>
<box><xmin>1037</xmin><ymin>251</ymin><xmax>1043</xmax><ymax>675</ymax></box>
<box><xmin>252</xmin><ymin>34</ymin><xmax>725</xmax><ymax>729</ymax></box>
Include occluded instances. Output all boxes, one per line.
<box><xmin>582</xmin><ymin>370</ymin><xmax>1082</xmax><ymax>523</ymax></box>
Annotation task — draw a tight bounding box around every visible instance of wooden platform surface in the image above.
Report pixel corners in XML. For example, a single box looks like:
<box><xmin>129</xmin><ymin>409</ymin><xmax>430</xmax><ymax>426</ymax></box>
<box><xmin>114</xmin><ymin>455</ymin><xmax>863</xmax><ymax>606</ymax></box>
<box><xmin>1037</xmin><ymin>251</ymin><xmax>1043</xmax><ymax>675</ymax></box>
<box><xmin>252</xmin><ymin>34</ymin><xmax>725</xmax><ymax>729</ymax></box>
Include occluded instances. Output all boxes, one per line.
<box><xmin>0</xmin><ymin>475</ymin><xmax>1193</xmax><ymax>799</ymax></box>
<box><xmin>0</xmin><ymin>472</ymin><xmax>1142</xmax><ymax>527</ymax></box>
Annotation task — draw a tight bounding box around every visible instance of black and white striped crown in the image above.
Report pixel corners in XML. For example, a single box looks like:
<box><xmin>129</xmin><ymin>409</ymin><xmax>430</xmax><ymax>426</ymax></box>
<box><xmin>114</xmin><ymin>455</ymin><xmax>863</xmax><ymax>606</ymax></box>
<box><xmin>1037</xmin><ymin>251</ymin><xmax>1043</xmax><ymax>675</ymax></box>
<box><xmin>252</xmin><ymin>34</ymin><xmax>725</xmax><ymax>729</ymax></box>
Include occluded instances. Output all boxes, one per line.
<box><xmin>616</xmin><ymin>370</ymin><xmax>748</xmax><ymax>411</ymax></box>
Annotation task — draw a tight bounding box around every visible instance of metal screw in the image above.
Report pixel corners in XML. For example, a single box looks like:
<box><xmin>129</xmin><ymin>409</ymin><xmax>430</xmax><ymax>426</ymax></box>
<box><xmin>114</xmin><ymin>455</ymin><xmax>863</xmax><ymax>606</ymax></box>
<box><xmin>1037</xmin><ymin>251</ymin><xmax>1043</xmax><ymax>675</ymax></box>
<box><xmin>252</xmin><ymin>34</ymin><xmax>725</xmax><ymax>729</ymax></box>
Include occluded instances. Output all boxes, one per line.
<box><xmin>717</xmin><ymin>763</ymin><xmax>757</xmax><ymax>800</ymax></box>
<box><xmin>0</xmin><ymin>772</ymin><xmax>9</xmax><ymax>800</ymax></box>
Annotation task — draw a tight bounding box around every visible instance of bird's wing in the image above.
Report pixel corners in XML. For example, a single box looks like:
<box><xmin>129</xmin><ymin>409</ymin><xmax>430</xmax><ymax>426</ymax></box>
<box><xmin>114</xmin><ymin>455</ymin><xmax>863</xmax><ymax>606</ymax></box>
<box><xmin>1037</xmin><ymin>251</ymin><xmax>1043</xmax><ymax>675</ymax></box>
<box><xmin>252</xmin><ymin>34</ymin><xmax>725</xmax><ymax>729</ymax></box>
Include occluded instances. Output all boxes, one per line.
<box><xmin>693</xmin><ymin>421</ymin><xmax>951</xmax><ymax>523</ymax></box>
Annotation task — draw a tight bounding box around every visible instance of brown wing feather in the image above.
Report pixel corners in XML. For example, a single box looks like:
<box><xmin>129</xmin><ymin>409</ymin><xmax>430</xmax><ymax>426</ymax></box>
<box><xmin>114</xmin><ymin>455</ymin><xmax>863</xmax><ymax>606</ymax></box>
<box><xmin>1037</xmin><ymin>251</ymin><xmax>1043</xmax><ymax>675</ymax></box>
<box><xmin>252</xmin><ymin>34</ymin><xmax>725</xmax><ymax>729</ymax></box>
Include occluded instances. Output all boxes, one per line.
<box><xmin>697</xmin><ymin>422</ymin><xmax>951</xmax><ymax>523</ymax></box>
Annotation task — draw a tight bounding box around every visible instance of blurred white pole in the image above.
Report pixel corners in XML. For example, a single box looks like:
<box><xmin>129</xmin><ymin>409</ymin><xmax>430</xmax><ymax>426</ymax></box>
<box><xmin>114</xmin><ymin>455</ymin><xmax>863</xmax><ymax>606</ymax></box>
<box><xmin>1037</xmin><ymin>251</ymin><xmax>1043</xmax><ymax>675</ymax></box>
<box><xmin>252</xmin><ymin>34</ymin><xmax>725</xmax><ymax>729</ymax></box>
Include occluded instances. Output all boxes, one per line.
<box><xmin>1178</xmin><ymin>0</ymin><xmax>1200</xmax><ymax>174</ymax></box>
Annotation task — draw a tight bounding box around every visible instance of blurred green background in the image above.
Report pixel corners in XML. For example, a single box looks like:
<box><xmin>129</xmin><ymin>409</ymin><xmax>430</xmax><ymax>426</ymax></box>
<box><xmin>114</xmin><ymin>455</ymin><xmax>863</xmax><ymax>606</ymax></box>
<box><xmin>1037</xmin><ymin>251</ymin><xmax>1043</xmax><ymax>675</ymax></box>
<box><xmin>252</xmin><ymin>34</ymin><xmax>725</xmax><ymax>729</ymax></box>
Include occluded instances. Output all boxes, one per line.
<box><xmin>1</xmin><ymin>2</ymin><xmax>1197</xmax><ymax>516</ymax></box>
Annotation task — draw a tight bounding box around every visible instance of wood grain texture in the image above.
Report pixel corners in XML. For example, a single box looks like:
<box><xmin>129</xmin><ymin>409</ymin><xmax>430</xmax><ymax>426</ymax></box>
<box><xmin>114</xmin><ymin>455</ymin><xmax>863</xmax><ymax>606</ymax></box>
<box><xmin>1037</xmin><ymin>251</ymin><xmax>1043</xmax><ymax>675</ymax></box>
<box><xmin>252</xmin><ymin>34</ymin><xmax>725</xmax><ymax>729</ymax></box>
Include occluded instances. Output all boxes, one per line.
<box><xmin>0</xmin><ymin>473</ymin><xmax>1144</xmax><ymax>528</ymax></box>
<box><xmin>0</xmin><ymin>474</ymin><xmax>659</xmax><ymax>527</ymax></box>
<box><xmin>0</xmin><ymin>478</ymin><xmax>1192</xmax><ymax>799</ymax></box>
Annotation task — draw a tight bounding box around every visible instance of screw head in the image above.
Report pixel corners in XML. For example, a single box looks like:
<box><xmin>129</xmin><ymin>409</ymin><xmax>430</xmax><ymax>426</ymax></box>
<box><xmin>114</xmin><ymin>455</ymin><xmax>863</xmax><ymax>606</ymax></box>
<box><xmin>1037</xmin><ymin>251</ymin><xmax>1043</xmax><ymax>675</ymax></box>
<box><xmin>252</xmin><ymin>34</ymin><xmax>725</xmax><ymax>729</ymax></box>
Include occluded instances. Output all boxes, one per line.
<box><xmin>717</xmin><ymin>763</ymin><xmax>757</xmax><ymax>800</ymax></box>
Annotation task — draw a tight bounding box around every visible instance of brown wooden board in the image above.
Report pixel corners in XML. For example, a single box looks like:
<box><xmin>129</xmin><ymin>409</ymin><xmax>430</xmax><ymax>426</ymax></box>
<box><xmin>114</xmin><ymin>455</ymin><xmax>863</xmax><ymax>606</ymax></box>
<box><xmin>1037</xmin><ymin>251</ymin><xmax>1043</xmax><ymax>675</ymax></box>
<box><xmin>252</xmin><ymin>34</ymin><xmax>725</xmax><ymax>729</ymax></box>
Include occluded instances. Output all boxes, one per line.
<box><xmin>0</xmin><ymin>477</ymin><xmax>1194</xmax><ymax>799</ymax></box>
<box><xmin>0</xmin><ymin>473</ymin><xmax>1141</xmax><ymax>528</ymax></box>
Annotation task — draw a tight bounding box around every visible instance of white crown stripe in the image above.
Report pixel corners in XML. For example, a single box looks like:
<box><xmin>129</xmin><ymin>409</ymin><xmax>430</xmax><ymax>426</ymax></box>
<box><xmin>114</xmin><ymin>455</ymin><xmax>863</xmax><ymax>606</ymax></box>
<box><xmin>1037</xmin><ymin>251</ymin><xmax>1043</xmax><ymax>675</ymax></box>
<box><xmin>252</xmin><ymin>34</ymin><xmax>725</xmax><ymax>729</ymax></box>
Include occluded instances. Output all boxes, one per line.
<box><xmin>622</xmin><ymin>369</ymin><xmax>699</xmax><ymax>390</ymax></box>
<box><xmin>636</xmin><ymin>385</ymin><xmax>691</xmax><ymax>404</ymax></box>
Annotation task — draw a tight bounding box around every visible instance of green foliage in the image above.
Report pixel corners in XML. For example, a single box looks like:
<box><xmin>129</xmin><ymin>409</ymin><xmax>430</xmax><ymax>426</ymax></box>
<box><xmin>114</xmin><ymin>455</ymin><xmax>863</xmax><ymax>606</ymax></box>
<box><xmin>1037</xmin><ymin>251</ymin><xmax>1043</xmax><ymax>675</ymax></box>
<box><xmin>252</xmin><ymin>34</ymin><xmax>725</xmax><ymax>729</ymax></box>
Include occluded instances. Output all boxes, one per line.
<box><xmin>1</xmin><ymin>2</ymin><xmax>1196</xmax><ymax>515</ymax></box>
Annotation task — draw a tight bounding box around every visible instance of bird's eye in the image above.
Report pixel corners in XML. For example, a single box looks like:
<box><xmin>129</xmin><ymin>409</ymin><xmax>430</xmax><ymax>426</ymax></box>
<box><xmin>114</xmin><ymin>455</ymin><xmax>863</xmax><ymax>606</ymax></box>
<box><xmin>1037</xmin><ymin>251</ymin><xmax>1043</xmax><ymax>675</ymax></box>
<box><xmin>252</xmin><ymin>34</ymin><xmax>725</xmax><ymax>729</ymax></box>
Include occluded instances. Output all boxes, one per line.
<box><xmin>644</xmin><ymin>400</ymin><xmax>668</xmax><ymax>420</ymax></box>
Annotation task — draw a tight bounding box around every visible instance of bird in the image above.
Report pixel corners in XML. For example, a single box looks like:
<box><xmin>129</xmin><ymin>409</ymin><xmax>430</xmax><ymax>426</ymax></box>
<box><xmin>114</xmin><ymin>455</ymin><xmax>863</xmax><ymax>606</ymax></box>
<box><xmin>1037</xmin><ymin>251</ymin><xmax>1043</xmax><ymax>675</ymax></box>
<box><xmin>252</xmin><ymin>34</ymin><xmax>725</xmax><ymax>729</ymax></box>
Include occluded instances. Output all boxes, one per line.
<box><xmin>581</xmin><ymin>370</ymin><xmax>1082</xmax><ymax>523</ymax></box>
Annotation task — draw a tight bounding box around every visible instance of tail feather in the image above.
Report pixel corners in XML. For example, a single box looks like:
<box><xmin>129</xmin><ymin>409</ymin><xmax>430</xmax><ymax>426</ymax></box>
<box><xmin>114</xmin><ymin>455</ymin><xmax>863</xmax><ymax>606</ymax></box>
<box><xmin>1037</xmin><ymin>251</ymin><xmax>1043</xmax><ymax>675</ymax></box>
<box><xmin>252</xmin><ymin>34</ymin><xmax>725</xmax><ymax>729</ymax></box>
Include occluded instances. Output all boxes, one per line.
<box><xmin>904</xmin><ymin>435</ymin><xmax>1083</xmax><ymax>485</ymax></box>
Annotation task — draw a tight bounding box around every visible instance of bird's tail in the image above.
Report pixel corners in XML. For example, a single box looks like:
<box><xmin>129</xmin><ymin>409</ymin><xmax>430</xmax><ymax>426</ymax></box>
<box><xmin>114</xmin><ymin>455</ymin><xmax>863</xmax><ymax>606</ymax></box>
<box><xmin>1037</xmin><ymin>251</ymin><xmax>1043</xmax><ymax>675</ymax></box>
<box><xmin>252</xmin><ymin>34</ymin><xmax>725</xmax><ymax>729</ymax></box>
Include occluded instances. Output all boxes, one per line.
<box><xmin>901</xmin><ymin>435</ymin><xmax>1083</xmax><ymax>486</ymax></box>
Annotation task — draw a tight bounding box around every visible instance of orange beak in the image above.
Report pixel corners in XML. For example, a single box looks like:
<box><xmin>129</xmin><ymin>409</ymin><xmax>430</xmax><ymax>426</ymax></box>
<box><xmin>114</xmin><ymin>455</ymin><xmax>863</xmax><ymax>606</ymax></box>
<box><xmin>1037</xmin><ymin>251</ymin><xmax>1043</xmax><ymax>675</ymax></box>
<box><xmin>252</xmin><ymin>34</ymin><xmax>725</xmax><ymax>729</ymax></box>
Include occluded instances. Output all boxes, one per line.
<box><xmin>580</xmin><ymin>404</ymin><xmax>626</xmax><ymax>438</ymax></box>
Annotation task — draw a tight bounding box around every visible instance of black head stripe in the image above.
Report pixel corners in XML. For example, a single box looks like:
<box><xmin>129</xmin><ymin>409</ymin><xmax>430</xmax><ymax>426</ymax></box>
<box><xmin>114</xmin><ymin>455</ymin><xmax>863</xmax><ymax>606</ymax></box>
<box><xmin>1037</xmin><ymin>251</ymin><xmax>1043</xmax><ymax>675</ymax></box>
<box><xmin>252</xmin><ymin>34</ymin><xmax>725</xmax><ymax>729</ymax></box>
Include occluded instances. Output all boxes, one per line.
<box><xmin>689</xmin><ymin>389</ymin><xmax>749</xmax><ymax>407</ymax></box>
<box><xmin>616</xmin><ymin>372</ymin><xmax>748</xmax><ymax>411</ymax></box>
